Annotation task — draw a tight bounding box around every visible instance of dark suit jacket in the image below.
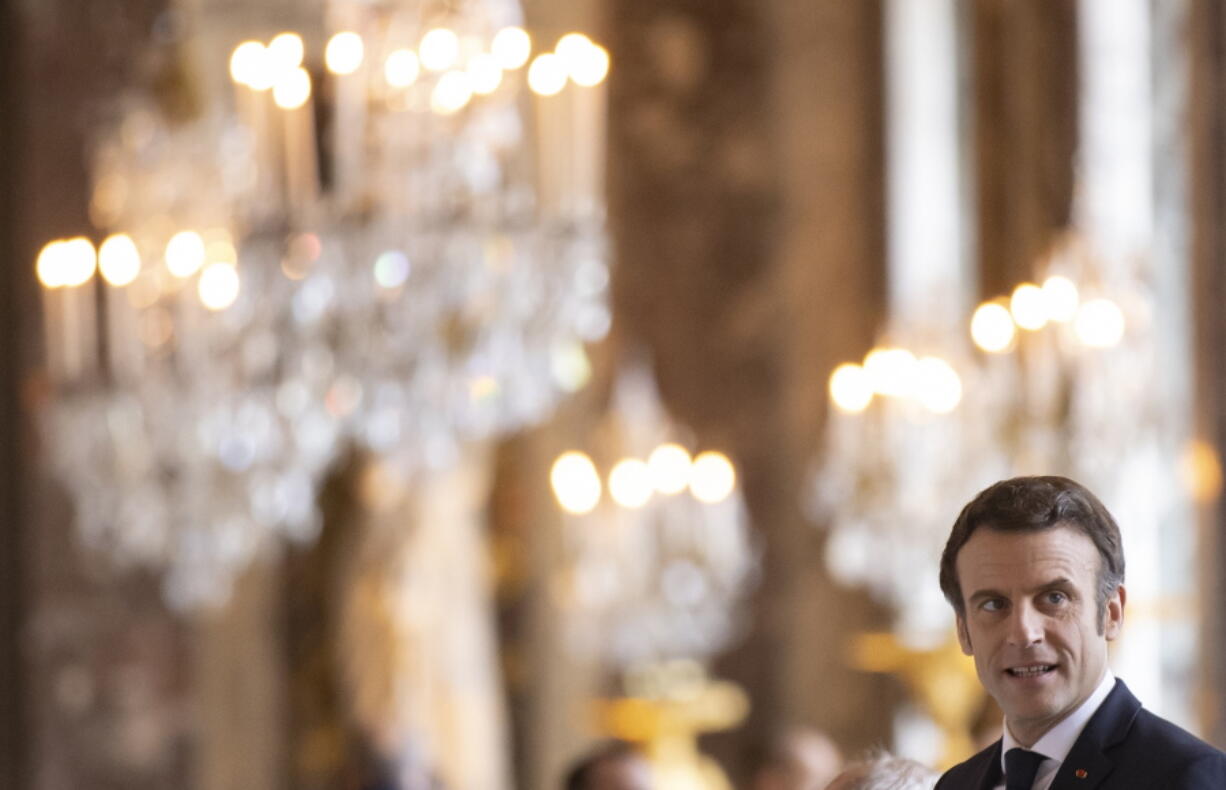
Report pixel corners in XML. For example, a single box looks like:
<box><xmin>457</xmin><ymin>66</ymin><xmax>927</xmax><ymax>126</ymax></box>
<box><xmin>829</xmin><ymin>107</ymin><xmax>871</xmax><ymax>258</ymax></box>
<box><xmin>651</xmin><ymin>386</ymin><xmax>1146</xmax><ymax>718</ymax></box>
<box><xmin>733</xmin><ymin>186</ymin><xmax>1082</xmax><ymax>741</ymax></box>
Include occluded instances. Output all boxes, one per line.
<box><xmin>936</xmin><ymin>679</ymin><xmax>1226</xmax><ymax>789</ymax></box>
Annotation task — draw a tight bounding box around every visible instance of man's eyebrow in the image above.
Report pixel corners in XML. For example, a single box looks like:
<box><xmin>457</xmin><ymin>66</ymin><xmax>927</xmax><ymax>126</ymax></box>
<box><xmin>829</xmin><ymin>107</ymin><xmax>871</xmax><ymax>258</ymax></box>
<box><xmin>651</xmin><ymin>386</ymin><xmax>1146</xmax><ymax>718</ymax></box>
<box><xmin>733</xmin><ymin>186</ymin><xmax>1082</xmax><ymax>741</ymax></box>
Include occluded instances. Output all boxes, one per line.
<box><xmin>967</xmin><ymin>588</ymin><xmax>1005</xmax><ymax>604</ymax></box>
<box><xmin>968</xmin><ymin>577</ymin><xmax>1075</xmax><ymax>603</ymax></box>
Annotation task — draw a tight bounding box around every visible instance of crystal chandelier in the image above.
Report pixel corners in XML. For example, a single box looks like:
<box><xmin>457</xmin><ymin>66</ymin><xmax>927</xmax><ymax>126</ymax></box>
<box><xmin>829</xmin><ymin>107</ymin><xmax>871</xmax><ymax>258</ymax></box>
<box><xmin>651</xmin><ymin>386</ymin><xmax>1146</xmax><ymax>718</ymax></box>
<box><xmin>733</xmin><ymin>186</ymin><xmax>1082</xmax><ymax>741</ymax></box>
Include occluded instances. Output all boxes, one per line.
<box><xmin>811</xmin><ymin>233</ymin><xmax>1160</xmax><ymax>640</ymax></box>
<box><xmin>37</xmin><ymin>0</ymin><xmax>611</xmax><ymax>610</ymax></box>
<box><xmin>547</xmin><ymin>366</ymin><xmax>757</xmax><ymax>672</ymax></box>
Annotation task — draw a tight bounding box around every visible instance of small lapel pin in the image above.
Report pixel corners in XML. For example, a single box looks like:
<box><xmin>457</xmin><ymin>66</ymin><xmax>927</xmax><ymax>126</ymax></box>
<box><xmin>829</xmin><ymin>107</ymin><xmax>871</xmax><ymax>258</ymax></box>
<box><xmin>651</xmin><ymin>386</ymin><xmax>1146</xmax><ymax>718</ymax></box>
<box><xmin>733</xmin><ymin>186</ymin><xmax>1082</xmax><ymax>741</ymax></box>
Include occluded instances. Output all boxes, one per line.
<box><xmin>1074</xmin><ymin>769</ymin><xmax>1089</xmax><ymax>779</ymax></box>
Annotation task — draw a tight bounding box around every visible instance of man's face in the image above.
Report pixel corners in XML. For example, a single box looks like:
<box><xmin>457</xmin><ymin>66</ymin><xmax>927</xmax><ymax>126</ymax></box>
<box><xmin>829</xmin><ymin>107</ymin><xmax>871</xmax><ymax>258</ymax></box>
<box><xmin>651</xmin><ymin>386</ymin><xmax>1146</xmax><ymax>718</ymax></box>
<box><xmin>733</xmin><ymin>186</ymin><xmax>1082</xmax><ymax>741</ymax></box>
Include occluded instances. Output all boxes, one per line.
<box><xmin>954</xmin><ymin>525</ymin><xmax>1124</xmax><ymax>746</ymax></box>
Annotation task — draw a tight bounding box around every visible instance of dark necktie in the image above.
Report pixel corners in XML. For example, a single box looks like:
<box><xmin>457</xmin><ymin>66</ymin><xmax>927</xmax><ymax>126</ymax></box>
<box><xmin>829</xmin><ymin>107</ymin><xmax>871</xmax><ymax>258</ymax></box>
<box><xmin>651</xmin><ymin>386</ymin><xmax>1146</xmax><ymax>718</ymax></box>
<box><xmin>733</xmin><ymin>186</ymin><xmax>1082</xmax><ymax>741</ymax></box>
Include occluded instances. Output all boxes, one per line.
<box><xmin>1004</xmin><ymin>748</ymin><xmax>1046</xmax><ymax>790</ymax></box>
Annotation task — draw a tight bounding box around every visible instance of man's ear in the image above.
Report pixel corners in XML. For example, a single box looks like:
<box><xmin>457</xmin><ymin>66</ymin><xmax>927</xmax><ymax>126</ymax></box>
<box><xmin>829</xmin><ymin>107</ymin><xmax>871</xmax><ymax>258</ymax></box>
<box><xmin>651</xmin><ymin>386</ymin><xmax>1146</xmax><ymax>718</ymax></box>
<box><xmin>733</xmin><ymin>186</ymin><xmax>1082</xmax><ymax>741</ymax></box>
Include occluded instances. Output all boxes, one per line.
<box><xmin>1103</xmin><ymin>584</ymin><xmax>1126</xmax><ymax>641</ymax></box>
<box><xmin>956</xmin><ymin>615</ymin><xmax>973</xmax><ymax>655</ymax></box>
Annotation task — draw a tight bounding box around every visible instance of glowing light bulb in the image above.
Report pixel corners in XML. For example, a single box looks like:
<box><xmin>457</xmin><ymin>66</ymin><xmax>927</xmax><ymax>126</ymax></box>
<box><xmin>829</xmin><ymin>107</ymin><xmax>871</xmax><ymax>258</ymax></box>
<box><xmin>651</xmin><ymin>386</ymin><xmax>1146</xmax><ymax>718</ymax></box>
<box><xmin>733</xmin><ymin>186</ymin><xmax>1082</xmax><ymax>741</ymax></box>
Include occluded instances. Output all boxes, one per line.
<box><xmin>1010</xmin><ymin>282</ymin><xmax>1048</xmax><ymax>331</ymax></box>
<box><xmin>98</xmin><ymin>233</ymin><xmax>141</xmax><ymax>286</ymax></box>
<box><xmin>491</xmin><ymin>26</ymin><xmax>531</xmax><ymax>69</ymax></box>
<box><xmin>555</xmin><ymin>33</ymin><xmax>594</xmax><ymax>69</ymax></box>
<box><xmin>550</xmin><ymin>451</ymin><xmax>601</xmax><ymax>514</ymax></box>
<box><xmin>647</xmin><ymin>443</ymin><xmax>692</xmax><ymax>495</ymax></box>
<box><xmin>689</xmin><ymin>451</ymin><xmax>736</xmax><ymax>504</ymax></box>
<box><xmin>229</xmin><ymin>41</ymin><xmax>266</xmax><ymax>86</ymax></box>
<box><xmin>971</xmin><ymin>302</ymin><xmax>1016</xmax><ymax>353</ymax></box>
<box><xmin>165</xmin><ymin>231</ymin><xmax>206</xmax><ymax>278</ymax></box>
<box><xmin>527</xmin><ymin>53</ymin><xmax>567</xmax><ymax>96</ymax></box>
<box><xmin>326</xmin><ymin>31</ymin><xmax>364</xmax><ymax>75</ymax></box>
<box><xmin>419</xmin><ymin>28</ymin><xmax>460</xmax><ymax>72</ymax></box>
<box><xmin>240</xmin><ymin>42</ymin><xmax>276</xmax><ymax>91</ymax></box>
<box><xmin>197</xmin><ymin>263</ymin><xmax>240</xmax><ymax>311</ymax></box>
<box><xmin>913</xmin><ymin>357</ymin><xmax>962</xmax><ymax>414</ymax></box>
<box><xmin>468</xmin><ymin>53</ymin><xmax>503</xmax><ymax>95</ymax></box>
<box><xmin>571</xmin><ymin>43</ymin><xmax>610</xmax><ymax>87</ymax></box>
<box><xmin>59</xmin><ymin>237</ymin><xmax>97</xmax><ymax>287</ymax></box>
<box><xmin>1042</xmin><ymin>275</ymin><xmax>1079</xmax><ymax>322</ymax></box>
<box><xmin>1075</xmin><ymin>298</ymin><xmax>1125</xmax><ymax>348</ymax></box>
<box><xmin>829</xmin><ymin>363</ymin><xmax>873</xmax><ymax>413</ymax></box>
<box><xmin>609</xmin><ymin>458</ymin><xmax>653</xmax><ymax>508</ymax></box>
<box><xmin>273</xmin><ymin>66</ymin><xmax>312</xmax><ymax>109</ymax></box>
<box><xmin>36</xmin><ymin>240</ymin><xmax>67</xmax><ymax>288</ymax></box>
<box><xmin>431</xmin><ymin>70</ymin><xmax>473</xmax><ymax>114</ymax></box>
<box><xmin>384</xmin><ymin>49</ymin><xmax>421</xmax><ymax>88</ymax></box>
<box><xmin>267</xmin><ymin>32</ymin><xmax>305</xmax><ymax>79</ymax></box>
<box><xmin>863</xmin><ymin>347</ymin><xmax>916</xmax><ymax>398</ymax></box>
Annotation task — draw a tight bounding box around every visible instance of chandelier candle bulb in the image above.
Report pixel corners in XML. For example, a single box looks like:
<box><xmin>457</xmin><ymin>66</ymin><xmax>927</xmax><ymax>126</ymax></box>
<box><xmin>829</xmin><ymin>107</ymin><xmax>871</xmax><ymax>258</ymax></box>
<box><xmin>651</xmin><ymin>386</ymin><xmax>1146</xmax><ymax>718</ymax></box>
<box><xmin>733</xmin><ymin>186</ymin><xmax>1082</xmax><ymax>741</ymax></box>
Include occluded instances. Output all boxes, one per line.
<box><xmin>230</xmin><ymin>41</ymin><xmax>269</xmax><ymax>159</ymax></box>
<box><xmin>863</xmin><ymin>347</ymin><xmax>917</xmax><ymax>398</ymax></box>
<box><xmin>36</xmin><ymin>240</ymin><xmax>68</xmax><ymax>381</ymax></box>
<box><xmin>98</xmin><ymin>234</ymin><xmax>141</xmax><ymax>286</ymax></box>
<box><xmin>609</xmin><ymin>458</ymin><xmax>653</xmax><ymax>508</ymax></box>
<box><xmin>829</xmin><ymin>363</ymin><xmax>874</xmax><ymax>413</ymax></box>
<box><xmin>551</xmin><ymin>451</ymin><xmax>602</xmax><ymax>514</ymax></box>
<box><xmin>165</xmin><ymin>231</ymin><xmax>206</xmax><ymax>278</ymax></box>
<box><xmin>277</xmin><ymin>66</ymin><xmax>320</xmax><ymax>217</ymax></box>
<box><xmin>419</xmin><ymin>28</ymin><xmax>460</xmax><ymax>72</ymax></box>
<box><xmin>648</xmin><ymin>443</ymin><xmax>693</xmax><ymax>494</ymax></box>
<box><xmin>970</xmin><ymin>301</ymin><xmax>1016</xmax><ymax>352</ymax></box>
<box><xmin>689</xmin><ymin>451</ymin><xmax>736</xmax><ymax>504</ymax></box>
<box><xmin>384</xmin><ymin>49</ymin><xmax>420</xmax><ymax>88</ymax></box>
<box><xmin>570</xmin><ymin>59</ymin><xmax>606</xmax><ymax>219</ymax></box>
<box><xmin>327</xmin><ymin>31</ymin><xmax>367</xmax><ymax>206</ymax></box>
<box><xmin>1010</xmin><ymin>282</ymin><xmax>1048</xmax><ymax>330</ymax></box>
<box><xmin>325</xmin><ymin>31</ymin><xmax>364</xmax><ymax>75</ymax></box>
<box><xmin>532</xmin><ymin>56</ymin><xmax>566</xmax><ymax>217</ymax></box>
<box><xmin>1041</xmin><ymin>275</ymin><xmax>1079</xmax><ymax>322</ymax></box>
<box><xmin>58</xmin><ymin>238</ymin><xmax>99</xmax><ymax>382</ymax></box>
<box><xmin>267</xmin><ymin>32</ymin><xmax>304</xmax><ymax>79</ymax></box>
<box><xmin>198</xmin><ymin>263</ymin><xmax>241</xmax><ymax>311</ymax></box>
<box><xmin>492</xmin><ymin>26</ymin><xmax>531</xmax><ymax>69</ymax></box>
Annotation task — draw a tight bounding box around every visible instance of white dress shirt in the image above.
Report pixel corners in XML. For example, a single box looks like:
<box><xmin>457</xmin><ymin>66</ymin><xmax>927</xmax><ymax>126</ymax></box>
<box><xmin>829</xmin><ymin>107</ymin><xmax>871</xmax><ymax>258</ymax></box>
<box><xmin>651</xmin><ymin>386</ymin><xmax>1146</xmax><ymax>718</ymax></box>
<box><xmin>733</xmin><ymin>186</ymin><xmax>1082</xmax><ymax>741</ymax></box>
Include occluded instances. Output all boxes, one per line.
<box><xmin>991</xmin><ymin>670</ymin><xmax>1116</xmax><ymax>790</ymax></box>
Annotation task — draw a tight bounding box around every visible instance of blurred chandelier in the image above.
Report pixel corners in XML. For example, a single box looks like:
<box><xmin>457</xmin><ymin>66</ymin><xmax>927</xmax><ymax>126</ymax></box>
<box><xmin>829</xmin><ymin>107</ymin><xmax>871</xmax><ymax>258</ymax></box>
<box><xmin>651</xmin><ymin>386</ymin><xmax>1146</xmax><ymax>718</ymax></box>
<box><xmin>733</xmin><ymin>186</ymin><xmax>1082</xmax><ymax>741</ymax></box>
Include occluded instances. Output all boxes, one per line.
<box><xmin>548</xmin><ymin>366</ymin><xmax>757</xmax><ymax>672</ymax></box>
<box><xmin>812</xmin><ymin>233</ymin><xmax>1143</xmax><ymax>639</ymax></box>
<box><xmin>36</xmin><ymin>0</ymin><xmax>612</xmax><ymax>609</ymax></box>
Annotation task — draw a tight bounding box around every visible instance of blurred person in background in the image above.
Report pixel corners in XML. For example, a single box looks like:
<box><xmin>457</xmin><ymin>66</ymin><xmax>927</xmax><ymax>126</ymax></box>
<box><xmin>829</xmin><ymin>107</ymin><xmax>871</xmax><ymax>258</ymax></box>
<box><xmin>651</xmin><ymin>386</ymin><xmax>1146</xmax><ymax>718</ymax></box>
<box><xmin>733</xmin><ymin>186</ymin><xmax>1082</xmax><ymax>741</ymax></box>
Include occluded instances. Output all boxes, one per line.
<box><xmin>750</xmin><ymin>726</ymin><xmax>844</xmax><ymax>790</ymax></box>
<box><xmin>563</xmin><ymin>740</ymin><xmax>654</xmax><ymax>790</ymax></box>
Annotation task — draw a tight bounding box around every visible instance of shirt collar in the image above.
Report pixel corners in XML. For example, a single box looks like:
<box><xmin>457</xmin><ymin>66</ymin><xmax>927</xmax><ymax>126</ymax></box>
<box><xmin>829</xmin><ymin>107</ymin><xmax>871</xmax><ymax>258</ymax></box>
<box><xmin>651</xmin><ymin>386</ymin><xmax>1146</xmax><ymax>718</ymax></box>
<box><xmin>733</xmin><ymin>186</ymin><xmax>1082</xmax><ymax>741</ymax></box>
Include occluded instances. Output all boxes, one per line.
<box><xmin>999</xmin><ymin>670</ymin><xmax>1115</xmax><ymax>771</ymax></box>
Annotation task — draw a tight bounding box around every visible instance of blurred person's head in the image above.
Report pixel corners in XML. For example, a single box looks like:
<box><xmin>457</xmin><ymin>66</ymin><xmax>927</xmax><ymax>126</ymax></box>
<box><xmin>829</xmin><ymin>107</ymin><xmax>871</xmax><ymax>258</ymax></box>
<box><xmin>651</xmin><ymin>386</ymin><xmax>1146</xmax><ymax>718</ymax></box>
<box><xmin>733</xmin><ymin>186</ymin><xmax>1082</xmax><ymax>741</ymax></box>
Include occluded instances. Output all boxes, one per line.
<box><xmin>751</xmin><ymin>727</ymin><xmax>842</xmax><ymax>790</ymax></box>
<box><xmin>823</xmin><ymin>751</ymin><xmax>937</xmax><ymax>790</ymax></box>
<box><xmin>563</xmin><ymin>740</ymin><xmax>653</xmax><ymax>790</ymax></box>
<box><xmin>939</xmin><ymin>476</ymin><xmax>1126</xmax><ymax>746</ymax></box>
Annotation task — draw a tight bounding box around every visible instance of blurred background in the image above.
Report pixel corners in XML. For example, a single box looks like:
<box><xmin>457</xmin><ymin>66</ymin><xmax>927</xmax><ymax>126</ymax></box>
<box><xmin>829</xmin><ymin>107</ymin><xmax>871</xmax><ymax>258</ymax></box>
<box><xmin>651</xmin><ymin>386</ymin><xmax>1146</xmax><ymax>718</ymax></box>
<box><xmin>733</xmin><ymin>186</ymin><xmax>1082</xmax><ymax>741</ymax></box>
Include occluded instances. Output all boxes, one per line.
<box><xmin>3</xmin><ymin>0</ymin><xmax>1226</xmax><ymax>788</ymax></box>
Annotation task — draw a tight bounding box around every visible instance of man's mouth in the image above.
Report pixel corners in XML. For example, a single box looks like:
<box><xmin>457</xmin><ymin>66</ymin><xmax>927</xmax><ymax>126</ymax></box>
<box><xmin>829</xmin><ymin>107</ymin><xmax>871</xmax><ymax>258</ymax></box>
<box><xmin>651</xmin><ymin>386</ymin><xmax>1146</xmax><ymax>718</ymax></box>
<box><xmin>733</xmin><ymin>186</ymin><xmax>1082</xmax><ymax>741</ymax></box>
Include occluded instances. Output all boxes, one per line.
<box><xmin>1006</xmin><ymin>664</ymin><xmax>1056</xmax><ymax>678</ymax></box>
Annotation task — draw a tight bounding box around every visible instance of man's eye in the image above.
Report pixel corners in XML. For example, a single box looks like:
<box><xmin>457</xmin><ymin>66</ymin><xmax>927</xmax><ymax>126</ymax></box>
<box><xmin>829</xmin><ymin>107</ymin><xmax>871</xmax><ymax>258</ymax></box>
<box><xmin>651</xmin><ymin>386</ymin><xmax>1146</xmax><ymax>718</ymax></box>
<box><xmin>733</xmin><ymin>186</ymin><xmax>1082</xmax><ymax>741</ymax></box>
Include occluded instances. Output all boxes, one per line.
<box><xmin>981</xmin><ymin>599</ymin><xmax>1005</xmax><ymax>612</ymax></box>
<box><xmin>1044</xmin><ymin>591</ymin><xmax>1068</xmax><ymax>605</ymax></box>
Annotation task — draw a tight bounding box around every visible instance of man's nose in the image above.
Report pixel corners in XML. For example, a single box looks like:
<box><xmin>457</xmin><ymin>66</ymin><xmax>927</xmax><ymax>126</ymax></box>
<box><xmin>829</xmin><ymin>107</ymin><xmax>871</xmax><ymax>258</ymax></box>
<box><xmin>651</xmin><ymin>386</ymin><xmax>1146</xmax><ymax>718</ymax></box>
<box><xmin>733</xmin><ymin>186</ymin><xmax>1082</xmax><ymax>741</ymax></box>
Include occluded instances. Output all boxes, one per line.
<box><xmin>1006</xmin><ymin>602</ymin><xmax>1044</xmax><ymax>646</ymax></box>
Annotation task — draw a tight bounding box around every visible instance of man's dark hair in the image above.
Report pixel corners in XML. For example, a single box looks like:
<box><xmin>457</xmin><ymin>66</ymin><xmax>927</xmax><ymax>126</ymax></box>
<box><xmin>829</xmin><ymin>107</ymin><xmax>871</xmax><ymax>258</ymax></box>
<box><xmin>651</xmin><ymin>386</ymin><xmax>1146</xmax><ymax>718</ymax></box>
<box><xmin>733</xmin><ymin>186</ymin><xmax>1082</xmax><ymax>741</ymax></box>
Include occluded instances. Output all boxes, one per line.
<box><xmin>563</xmin><ymin>740</ymin><xmax>640</xmax><ymax>790</ymax></box>
<box><xmin>939</xmin><ymin>475</ymin><xmax>1125</xmax><ymax>629</ymax></box>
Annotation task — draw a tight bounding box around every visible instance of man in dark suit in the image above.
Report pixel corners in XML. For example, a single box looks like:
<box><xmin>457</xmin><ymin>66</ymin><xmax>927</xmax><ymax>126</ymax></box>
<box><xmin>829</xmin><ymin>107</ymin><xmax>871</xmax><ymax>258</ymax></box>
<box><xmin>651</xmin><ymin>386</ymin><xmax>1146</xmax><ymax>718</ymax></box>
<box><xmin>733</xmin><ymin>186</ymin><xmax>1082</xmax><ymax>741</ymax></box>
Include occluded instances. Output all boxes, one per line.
<box><xmin>935</xmin><ymin>476</ymin><xmax>1226</xmax><ymax>789</ymax></box>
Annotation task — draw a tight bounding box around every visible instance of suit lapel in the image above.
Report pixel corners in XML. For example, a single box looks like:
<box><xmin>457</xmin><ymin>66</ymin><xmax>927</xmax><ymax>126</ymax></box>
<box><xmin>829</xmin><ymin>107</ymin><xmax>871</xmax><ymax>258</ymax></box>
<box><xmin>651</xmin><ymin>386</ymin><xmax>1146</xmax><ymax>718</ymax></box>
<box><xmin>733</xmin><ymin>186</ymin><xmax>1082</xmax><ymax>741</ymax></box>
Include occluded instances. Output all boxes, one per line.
<box><xmin>973</xmin><ymin>740</ymin><xmax>1003</xmax><ymax>790</ymax></box>
<box><xmin>1048</xmin><ymin>679</ymin><xmax>1142</xmax><ymax>790</ymax></box>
